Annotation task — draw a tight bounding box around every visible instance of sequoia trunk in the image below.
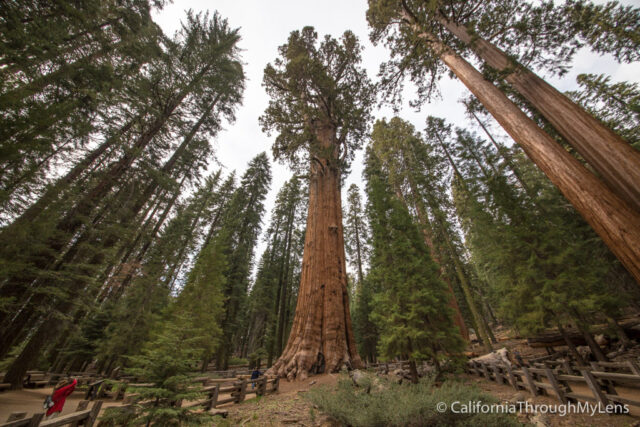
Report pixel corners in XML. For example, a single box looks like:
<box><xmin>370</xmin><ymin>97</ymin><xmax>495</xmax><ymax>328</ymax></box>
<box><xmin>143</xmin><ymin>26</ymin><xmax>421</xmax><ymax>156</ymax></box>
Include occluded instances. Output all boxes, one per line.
<box><xmin>440</xmin><ymin>17</ymin><xmax>640</xmax><ymax>213</ymax></box>
<box><xmin>402</xmin><ymin>10</ymin><xmax>640</xmax><ymax>284</ymax></box>
<box><xmin>268</xmin><ymin>125</ymin><xmax>361</xmax><ymax>380</ymax></box>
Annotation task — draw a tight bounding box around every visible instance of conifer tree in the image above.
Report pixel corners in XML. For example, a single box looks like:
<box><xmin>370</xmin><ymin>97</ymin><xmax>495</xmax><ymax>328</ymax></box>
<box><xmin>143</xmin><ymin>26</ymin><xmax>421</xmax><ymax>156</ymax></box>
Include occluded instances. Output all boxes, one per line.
<box><xmin>365</xmin><ymin>147</ymin><xmax>464</xmax><ymax>382</ymax></box>
<box><xmin>260</xmin><ymin>27</ymin><xmax>374</xmax><ymax>379</ymax></box>
<box><xmin>214</xmin><ymin>153</ymin><xmax>271</xmax><ymax>369</ymax></box>
<box><xmin>370</xmin><ymin>118</ymin><xmax>472</xmax><ymax>343</ymax></box>
<box><xmin>344</xmin><ymin>184</ymin><xmax>369</xmax><ymax>286</ymax></box>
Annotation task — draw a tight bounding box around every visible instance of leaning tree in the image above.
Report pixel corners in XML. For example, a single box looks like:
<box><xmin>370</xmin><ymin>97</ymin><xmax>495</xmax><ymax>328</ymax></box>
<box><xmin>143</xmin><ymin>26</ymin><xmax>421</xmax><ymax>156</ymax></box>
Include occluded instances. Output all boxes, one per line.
<box><xmin>260</xmin><ymin>27</ymin><xmax>375</xmax><ymax>380</ymax></box>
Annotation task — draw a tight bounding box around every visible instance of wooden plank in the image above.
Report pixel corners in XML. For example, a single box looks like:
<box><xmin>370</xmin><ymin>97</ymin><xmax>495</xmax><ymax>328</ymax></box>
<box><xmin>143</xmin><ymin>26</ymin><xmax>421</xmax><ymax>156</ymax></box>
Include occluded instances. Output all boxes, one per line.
<box><xmin>580</xmin><ymin>369</ymin><xmax>609</xmax><ymax>406</ymax></box>
<box><xmin>606</xmin><ymin>394</ymin><xmax>640</xmax><ymax>408</ymax></box>
<box><xmin>557</xmin><ymin>374</ymin><xmax>585</xmax><ymax>382</ymax></box>
<box><xmin>237</xmin><ymin>379</ymin><xmax>247</xmax><ymax>403</ymax></box>
<box><xmin>533</xmin><ymin>382</ymin><xmax>555</xmax><ymax>390</ymax></box>
<box><xmin>491</xmin><ymin>365</ymin><xmax>504</xmax><ymax>385</ymax></box>
<box><xmin>0</xmin><ymin>418</ymin><xmax>31</xmax><ymax>427</ymax></box>
<box><xmin>85</xmin><ymin>401</ymin><xmax>103</xmax><ymax>427</ymax></box>
<box><xmin>628</xmin><ymin>361</ymin><xmax>640</xmax><ymax>376</ymax></box>
<box><xmin>216</xmin><ymin>397</ymin><xmax>236</xmax><ymax>406</ymax></box>
<box><xmin>70</xmin><ymin>401</ymin><xmax>90</xmax><ymax>427</ymax></box>
<box><xmin>39</xmin><ymin>410</ymin><xmax>92</xmax><ymax>427</ymax></box>
<box><xmin>503</xmin><ymin>364</ymin><xmax>519</xmax><ymax>391</ymax></box>
<box><xmin>544</xmin><ymin>367</ymin><xmax>567</xmax><ymax>404</ymax></box>
<box><xmin>590</xmin><ymin>371</ymin><xmax>640</xmax><ymax>382</ymax></box>
<box><xmin>5</xmin><ymin>414</ymin><xmax>25</xmax><ymax>422</ymax></box>
<box><xmin>26</xmin><ymin>414</ymin><xmax>43</xmax><ymax>427</ymax></box>
<box><xmin>520</xmin><ymin>367</ymin><xmax>538</xmax><ymax>396</ymax></box>
<box><xmin>565</xmin><ymin>392</ymin><xmax>596</xmax><ymax>402</ymax></box>
<box><xmin>480</xmin><ymin>363</ymin><xmax>491</xmax><ymax>380</ymax></box>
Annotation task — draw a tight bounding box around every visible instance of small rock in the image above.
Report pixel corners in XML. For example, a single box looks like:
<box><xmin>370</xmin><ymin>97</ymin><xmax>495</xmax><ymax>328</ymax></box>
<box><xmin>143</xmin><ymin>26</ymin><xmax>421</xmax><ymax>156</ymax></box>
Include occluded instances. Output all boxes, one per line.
<box><xmin>531</xmin><ymin>412</ymin><xmax>550</xmax><ymax>427</ymax></box>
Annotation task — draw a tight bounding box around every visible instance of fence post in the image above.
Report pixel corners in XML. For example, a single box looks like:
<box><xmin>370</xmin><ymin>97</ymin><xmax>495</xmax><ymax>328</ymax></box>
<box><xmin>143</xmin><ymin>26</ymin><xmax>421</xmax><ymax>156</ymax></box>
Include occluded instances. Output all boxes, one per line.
<box><xmin>503</xmin><ymin>364</ymin><xmax>519</xmax><ymax>391</ymax></box>
<box><xmin>520</xmin><ymin>366</ymin><xmax>538</xmax><ymax>396</ymax></box>
<box><xmin>70</xmin><ymin>400</ymin><xmax>90</xmax><ymax>427</ymax></box>
<box><xmin>26</xmin><ymin>413</ymin><xmax>44</xmax><ymax>427</ymax></box>
<box><xmin>85</xmin><ymin>401</ymin><xmax>103</xmax><ymax>427</ymax></box>
<box><xmin>235</xmin><ymin>379</ymin><xmax>247</xmax><ymax>403</ymax></box>
<box><xmin>480</xmin><ymin>362</ymin><xmax>491</xmax><ymax>380</ymax></box>
<box><xmin>580</xmin><ymin>369</ymin><xmax>609</xmax><ymax>406</ymax></box>
<box><xmin>207</xmin><ymin>384</ymin><xmax>219</xmax><ymax>410</ymax></box>
<box><xmin>493</xmin><ymin>365</ymin><xmax>505</xmax><ymax>384</ymax></box>
<box><xmin>274</xmin><ymin>376</ymin><xmax>280</xmax><ymax>392</ymax></box>
<box><xmin>544</xmin><ymin>368</ymin><xmax>566</xmax><ymax>404</ymax></box>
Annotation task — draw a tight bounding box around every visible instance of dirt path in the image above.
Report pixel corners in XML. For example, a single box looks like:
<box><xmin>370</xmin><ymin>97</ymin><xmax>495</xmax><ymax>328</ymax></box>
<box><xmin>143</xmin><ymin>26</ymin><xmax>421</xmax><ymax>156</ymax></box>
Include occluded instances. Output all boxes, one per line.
<box><xmin>219</xmin><ymin>374</ymin><xmax>340</xmax><ymax>426</ymax></box>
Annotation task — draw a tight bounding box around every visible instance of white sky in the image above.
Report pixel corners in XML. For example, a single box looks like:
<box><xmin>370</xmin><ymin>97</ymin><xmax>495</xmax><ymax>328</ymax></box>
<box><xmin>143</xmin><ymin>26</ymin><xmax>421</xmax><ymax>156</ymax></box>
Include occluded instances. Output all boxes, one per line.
<box><xmin>153</xmin><ymin>0</ymin><xmax>640</xmax><ymax>271</ymax></box>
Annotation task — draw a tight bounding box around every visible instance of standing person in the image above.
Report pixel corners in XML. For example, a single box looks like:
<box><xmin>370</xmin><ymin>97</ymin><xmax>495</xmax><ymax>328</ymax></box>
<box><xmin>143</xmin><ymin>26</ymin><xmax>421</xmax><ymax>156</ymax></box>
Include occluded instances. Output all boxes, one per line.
<box><xmin>250</xmin><ymin>367</ymin><xmax>262</xmax><ymax>390</ymax></box>
<box><xmin>46</xmin><ymin>377</ymin><xmax>77</xmax><ymax>418</ymax></box>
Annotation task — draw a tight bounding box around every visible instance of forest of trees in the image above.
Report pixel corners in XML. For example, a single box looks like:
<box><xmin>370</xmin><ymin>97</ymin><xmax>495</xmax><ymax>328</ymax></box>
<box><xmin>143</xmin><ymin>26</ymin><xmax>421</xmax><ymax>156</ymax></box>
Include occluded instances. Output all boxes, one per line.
<box><xmin>1</xmin><ymin>1</ymin><xmax>640</xmax><ymax>418</ymax></box>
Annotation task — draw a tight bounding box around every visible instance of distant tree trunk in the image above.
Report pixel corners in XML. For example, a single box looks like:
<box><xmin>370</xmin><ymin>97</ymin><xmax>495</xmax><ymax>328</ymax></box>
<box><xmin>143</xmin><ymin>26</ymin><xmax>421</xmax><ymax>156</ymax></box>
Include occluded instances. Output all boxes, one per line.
<box><xmin>606</xmin><ymin>315</ymin><xmax>631</xmax><ymax>349</ymax></box>
<box><xmin>402</xmin><ymin>10</ymin><xmax>640</xmax><ymax>284</ymax></box>
<box><xmin>268</xmin><ymin>122</ymin><xmax>361</xmax><ymax>380</ymax></box>
<box><xmin>440</xmin><ymin>16</ymin><xmax>640</xmax><ymax>213</ymax></box>
<box><xmin>408</xmin><ymin>360</ymin><xmax>419</xmax><ymax>384</ymax></box>
<box><xmin>557</xmin><ymin>321</ymin><xmax>586</xmax><ymax>365</ymax></box>
<box><xmin>396</xmin><ymin>183</ymin><xmax>469</xmax><ymax>342</ymax></box>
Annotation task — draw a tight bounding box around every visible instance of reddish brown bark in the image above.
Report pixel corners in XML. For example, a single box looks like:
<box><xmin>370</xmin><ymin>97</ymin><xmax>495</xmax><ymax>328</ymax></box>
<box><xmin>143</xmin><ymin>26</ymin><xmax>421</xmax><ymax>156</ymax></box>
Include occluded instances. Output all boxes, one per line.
<box><xmin>401</xmin><ymin>9</ymin><xmax>640</xmax><ymax>284</ymax></box>
<box><xmin>268</xmin><ymin>123</ymin><xmax>361</xmax><ymax>380</ymax></box>
<box><xmin>440</xmin><ymin>17</ymin><xmax>640</xmax><ymax>213</ymax></box>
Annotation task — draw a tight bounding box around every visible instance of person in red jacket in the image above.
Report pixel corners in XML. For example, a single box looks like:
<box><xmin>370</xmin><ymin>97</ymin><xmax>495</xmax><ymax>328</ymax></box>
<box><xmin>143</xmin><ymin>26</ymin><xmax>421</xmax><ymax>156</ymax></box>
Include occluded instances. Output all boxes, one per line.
<box><xmin>46</xmin><ymin>378</ymin><xmax>77</xmax><ymax>418</ymax></box>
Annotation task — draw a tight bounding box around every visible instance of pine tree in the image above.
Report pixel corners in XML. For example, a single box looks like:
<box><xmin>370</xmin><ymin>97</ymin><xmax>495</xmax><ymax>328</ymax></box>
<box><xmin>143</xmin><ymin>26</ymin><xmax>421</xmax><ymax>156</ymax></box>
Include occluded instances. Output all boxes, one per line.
<box><xmin>214</xmin><ymin>153</ymin><xmax>271</xmax><ymax>369</ymax></box>
<box><xmin>344</xmin><ymin>184</ymin><xmax>369</xmax><ymax>287</ymax></box>
<box><xmin>365</xmin><ymin>147</ymin><xmax>464</xmax><ymax>382</ymax></box>
<box><xmin>370</xmin><ymin>117</ymin><xmax>471</xmax><ymax>343</ymax></box>
<box><xmin>260</xmin><ymin>27</ymin><xmax>375</xmax><ymax>379</ymax></box>
<box><xmin>106</xmin><ymin>313</ymin><xmax>213</xmax><ymax>426</ymax></box>
<box><xmin>243</xmin><ymin>177</ymin><xmax>306</xmax><ymax>365</ymax></box>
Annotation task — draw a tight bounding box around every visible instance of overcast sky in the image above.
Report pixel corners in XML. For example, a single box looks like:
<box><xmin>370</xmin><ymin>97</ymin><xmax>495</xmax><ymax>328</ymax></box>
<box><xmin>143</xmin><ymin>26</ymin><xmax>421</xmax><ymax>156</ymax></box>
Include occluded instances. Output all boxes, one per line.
<box><xmin>153</xmin><ymin>0</ymin><xmax>640</xmax><ymax>272</ymax></box>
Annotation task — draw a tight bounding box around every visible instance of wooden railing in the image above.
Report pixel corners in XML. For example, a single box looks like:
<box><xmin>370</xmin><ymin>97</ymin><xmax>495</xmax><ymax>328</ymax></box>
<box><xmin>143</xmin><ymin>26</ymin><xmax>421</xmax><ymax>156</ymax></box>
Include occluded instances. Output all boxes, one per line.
<box><xmin>466</xmin><ymin>359</ymin><xmax>640</xmax><ymax>409</ymax></box>
<box><xmin>118</xmin><ymin>376</ymin><xmax>280</xmax><ymax>409</ymax></box>
<box><xmin>0</xmin><ymin>401</ymin><xmax>102</xmax><ymax>427</ymax></box>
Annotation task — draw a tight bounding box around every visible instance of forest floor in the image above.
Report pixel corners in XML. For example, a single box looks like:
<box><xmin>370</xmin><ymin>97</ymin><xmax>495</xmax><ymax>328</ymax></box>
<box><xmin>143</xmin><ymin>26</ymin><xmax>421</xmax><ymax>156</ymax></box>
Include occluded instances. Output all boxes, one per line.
<box><xmin>217</xmin><ymin>373</ymin><xmax>340</xmax><ymax>426</ymax></box>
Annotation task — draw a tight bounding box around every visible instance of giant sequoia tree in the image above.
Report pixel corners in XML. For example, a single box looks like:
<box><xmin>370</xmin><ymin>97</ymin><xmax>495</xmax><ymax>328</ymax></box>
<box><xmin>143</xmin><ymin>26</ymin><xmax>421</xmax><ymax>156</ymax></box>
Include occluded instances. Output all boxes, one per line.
<box><xmin>366</xmin><ymin>0</ymin><xmax>640</xmax><ymax>284</ymax></box>
<box><xmin>260</xmin><ymin>27</ymin><xmax>374</xmax><ymax>379</ymax></box>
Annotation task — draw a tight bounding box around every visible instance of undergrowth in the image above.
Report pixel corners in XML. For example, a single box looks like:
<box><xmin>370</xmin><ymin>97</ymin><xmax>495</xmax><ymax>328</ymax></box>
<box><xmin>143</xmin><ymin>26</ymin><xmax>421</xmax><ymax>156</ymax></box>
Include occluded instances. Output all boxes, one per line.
<box><xmin>306</xmin><ymin>375</ymin><xmax>522</xmax><ymax>426</ymax></box>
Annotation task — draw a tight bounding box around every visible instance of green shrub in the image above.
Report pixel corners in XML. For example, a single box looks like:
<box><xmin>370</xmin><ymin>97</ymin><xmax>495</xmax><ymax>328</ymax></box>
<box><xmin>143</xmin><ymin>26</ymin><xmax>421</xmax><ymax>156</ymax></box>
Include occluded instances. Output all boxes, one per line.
<box><xmin>306</xmin><ymin>375</ymin><xmax>521</xmax><ymax>427</ymax></box>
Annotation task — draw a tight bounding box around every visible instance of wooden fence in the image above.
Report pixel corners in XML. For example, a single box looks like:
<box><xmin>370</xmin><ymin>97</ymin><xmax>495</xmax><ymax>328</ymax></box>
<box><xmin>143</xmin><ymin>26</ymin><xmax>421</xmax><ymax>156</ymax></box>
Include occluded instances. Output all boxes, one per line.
<box><xmin>118</xmin><ymin>376</ymin><xmax>279</xmax><ymax>409</ymax></box>
<box><xmin>0</xmin><ymin>401</ymin><xmax>102</xmax><ymax>427</ymax></box>
<box><xmin>466</xmin><ymin>359</ymin><xmax>640</xmax><ymax>410</ymax></box>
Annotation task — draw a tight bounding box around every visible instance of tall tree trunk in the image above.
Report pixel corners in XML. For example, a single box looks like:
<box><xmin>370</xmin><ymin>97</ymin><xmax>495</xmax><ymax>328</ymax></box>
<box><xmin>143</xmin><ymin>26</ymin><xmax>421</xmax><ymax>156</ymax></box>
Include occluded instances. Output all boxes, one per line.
<box><xmin>268</xmin><ymin>123</ymin><xmax>361</xmax><ymax>380</ymax></box>
<box><xmin>557</xmin><ymin>321</ymin><xmax>586</xmax><ymax>365</ymax></box>
<box><xmin>402</xmin><ymin>10</ymin><xmax>640</xmax><ymax>284</ymax></box>
<box><xmin>401</xmin><ymin>185</ymin><xmax>469</xmax><ymax>342</ymax></box>
<box><xmin>439</xmin><ymin>16</ymin><xmax>640</xmax><ymax>213</ymax></box>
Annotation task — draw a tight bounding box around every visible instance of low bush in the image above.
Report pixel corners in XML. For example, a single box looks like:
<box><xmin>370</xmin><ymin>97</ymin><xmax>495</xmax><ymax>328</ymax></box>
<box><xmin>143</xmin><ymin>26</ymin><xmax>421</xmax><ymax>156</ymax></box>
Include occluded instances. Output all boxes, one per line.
<box><xmin>306</xmin><ymin>374</ymin><xmax>521</xmax><ymax>426</ymax></box>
